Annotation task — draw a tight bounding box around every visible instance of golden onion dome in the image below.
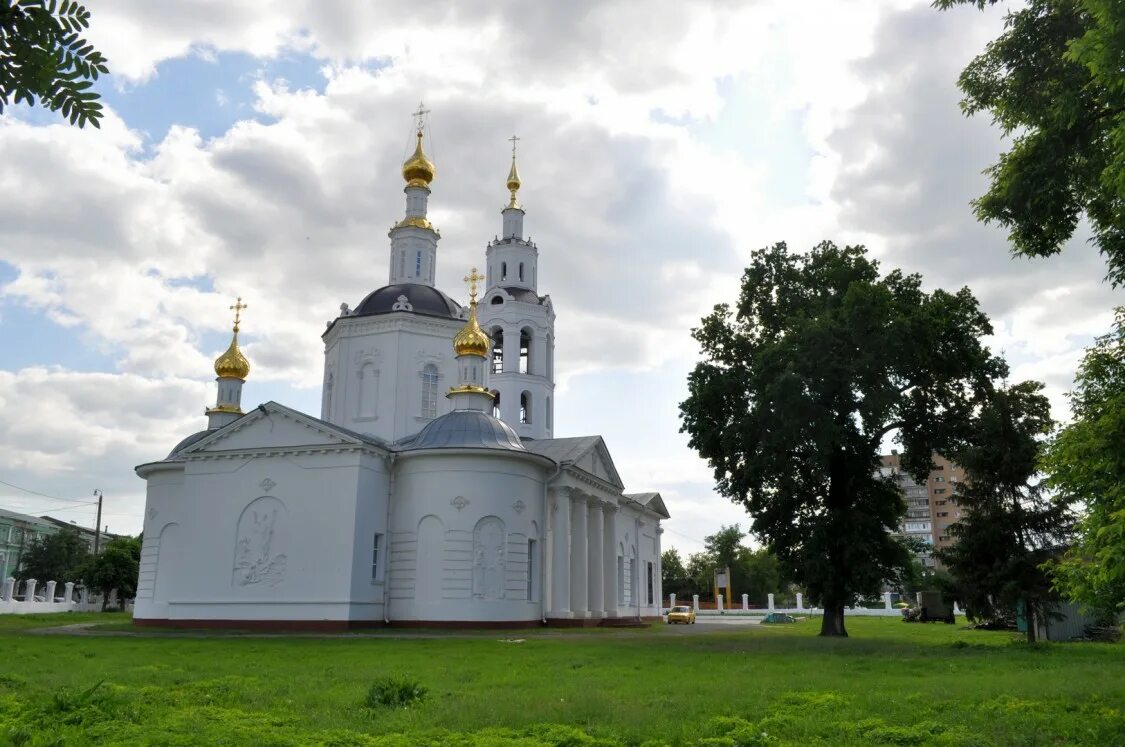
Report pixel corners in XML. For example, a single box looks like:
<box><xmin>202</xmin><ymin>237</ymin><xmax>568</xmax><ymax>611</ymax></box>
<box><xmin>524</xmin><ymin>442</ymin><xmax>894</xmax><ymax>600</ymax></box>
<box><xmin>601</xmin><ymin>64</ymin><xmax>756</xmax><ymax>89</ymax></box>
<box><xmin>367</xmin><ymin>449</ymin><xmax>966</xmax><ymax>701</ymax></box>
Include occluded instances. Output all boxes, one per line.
<box><xmin>453</xmin><ymin>304</ymin><xmax>490</xmax><ymax>358</ymax></box>
<box><xmin>214</xmin><ymin>330</ymin><xmax>250</xmax><ymax>380</ymax></box>
<box><xmin>402</xmin><ymin>130</ymin><xmax>436</xmax><ymax>188</ymax></box>
<box><xmin>453</xmin><ymin>267</ymin><xmax>490</xmax><ymax>357</ymax></box>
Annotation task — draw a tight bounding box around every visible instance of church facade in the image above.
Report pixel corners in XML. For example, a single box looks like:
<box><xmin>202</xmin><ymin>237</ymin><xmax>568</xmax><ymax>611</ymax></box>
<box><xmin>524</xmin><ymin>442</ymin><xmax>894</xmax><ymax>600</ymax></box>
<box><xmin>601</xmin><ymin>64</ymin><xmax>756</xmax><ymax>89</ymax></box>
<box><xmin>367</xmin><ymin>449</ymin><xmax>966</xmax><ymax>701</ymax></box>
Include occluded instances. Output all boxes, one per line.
<box><xmin>133</xmin><ymin>123</ymin><xmax>668</xmax><ymax>628</ymax></box>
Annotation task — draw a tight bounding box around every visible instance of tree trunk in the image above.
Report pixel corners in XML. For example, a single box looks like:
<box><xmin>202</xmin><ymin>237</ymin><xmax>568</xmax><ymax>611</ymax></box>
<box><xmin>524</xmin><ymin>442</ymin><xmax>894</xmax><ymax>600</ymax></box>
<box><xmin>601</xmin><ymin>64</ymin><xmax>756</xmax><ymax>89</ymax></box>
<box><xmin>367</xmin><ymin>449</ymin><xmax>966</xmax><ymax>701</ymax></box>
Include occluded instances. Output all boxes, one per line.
<box><xmin>100</xmin><ymin>592</ymin><xmax>108</xmax><ymax>612</ymax></box>
<box><xmin>1025</xmin><ymin>599</ymin><xmax>1037</xmax><ymax>643</ymax></box>
<box><xmin>819</xmin><ymin>602</ymin><xmax>848</xmax><ymax>637</ymax></box>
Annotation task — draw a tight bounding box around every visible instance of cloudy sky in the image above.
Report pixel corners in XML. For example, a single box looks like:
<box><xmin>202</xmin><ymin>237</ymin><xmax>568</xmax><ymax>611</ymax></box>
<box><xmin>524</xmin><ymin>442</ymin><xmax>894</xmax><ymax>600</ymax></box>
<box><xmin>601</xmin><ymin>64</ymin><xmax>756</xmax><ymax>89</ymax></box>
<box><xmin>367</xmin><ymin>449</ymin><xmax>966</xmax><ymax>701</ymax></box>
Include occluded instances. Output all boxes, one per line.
<box><xmin>0</xmin><ymin>0</ymin><xmax>1118</xmax><ymax>555</ymax></box>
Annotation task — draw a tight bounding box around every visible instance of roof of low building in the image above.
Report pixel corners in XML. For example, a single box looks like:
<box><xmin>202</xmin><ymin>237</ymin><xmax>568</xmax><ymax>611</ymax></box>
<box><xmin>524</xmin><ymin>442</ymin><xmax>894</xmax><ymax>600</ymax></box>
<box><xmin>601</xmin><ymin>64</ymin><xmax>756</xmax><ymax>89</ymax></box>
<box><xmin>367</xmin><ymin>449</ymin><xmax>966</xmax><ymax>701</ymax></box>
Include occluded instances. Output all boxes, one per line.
<box><xmin>399</xmin><ymin>410</ymin><xmax>526</xmax><ymax>452</ymax></box>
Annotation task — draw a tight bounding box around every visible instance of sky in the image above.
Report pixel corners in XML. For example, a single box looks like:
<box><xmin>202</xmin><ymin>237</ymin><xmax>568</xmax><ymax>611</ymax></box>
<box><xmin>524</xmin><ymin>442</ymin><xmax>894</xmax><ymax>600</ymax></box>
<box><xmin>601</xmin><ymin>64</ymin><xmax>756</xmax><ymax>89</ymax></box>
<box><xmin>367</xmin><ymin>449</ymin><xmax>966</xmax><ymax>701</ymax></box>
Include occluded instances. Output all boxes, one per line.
<box><xmin>0</xmin><ymin>0</ymin><xmax>1119</xmax><ymax>556</ymax></box>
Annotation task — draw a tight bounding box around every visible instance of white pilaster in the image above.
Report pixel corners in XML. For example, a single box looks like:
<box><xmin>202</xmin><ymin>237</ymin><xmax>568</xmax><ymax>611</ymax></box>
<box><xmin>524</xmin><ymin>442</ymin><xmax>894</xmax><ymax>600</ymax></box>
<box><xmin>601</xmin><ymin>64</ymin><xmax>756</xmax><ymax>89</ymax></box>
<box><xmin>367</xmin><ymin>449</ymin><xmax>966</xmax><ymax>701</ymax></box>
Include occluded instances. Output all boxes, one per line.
<box><xmin>570</xmin><ymin>495</ymin><xmax>588</xmax><ymax>616</ymax></box>
<box><xmin>550</xmin><ymin>488</ymin><xmax>571</xmax><ymax>617</ymax></box>
<box><xmin>44</xmin><ymin>580</ymin><xmax>57</xmax><ymax>602</ymax></box>
<box><xmin>586</xmin><ymin>500</ymin><xmax>604</xmax><ymax>617</ymax></box>
<box><xmin>602</xmin><ymin>504</ymin><xmax>618</xmax><ymax>618</ymax></box>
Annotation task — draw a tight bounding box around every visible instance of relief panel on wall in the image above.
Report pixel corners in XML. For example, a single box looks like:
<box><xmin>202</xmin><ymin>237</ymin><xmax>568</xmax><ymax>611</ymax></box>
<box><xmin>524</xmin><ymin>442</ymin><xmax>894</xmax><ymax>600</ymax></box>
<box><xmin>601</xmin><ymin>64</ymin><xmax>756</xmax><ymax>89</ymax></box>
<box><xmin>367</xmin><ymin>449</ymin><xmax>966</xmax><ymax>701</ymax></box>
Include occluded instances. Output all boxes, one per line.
<box><xmin>473</xmin><ymin>516</ymin><xmax>506</xmax><ymax>600</ymax></box>
<box><xmin>232</xmin><ymin>496</ymin><xmax>288</xmax><ymax>588</ymax></box>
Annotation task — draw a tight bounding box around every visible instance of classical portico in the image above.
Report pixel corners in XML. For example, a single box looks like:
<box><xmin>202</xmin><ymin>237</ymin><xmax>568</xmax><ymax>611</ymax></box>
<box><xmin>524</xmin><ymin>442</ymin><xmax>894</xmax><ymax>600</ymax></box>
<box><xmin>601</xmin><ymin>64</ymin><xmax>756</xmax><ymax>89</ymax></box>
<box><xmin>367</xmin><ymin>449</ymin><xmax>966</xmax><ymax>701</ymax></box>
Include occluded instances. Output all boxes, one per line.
<box><xmin>532</xmin><ymin>438</ymin><xmax>668</xmax><ymax>625</ymax></box>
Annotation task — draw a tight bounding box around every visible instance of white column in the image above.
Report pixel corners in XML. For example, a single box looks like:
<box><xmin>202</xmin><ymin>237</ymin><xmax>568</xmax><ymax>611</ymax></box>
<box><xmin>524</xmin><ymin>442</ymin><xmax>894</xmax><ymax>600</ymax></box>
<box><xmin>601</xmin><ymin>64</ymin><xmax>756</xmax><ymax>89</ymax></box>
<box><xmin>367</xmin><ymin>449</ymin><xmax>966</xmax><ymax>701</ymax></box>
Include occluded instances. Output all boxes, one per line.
<box><xmin>669</xmin><ymin>593</ymin><xmax>676</xmax><ymax>609</ymax></box>
<box><xmin>742</xmin><ymin>593</ymin><xmax>748</xmax><ymax>611</ymax></box>
<box><xmin>692</xmin><ymin>594</ymin><xmax>699</xmax><ymax>612</ymax></box>
<box><xmin>767</xmin><ymin>593</ymin><xmax>775</xmax><ymax>612</ymax></box>
<box><xmin>550</xmin><ymin>488</ymin><xmax>571</xmax><ymax>618</ymax></box>
<box><xmin>796</xmin><ymin>592</ymin><xmax>803</xmax><ymax>611</ymax></box>
<box><xmin>44</xmin><ymin>580</ymin><xmax>57</xmax><ymax>603</ymax></box>
<box><xmin>602</xmin><ymin>505</ymin><xmax>618</xmax><ymax>617</ymax></box>
<box><xmin>63</xmin><ymin>582</ymin><xmax>75</xmax><ymax>603</ymax></box>
<box><xmin>1</xmin><ymin>577</ymin><xmax>14</xmax><ymax>601</ymax></box>
<box><xmin>716</xmin><ymin>594</ymin><xmax>724</xmax><ymax>612</ymax></box>
<box><xmin>570</xmin><ymin>495</ymin><xmax>589</xmax><ymax>616</ymax></box>
<box><xmin>884</xmin><ymin>591</ymin><xmax>892</xmax><ymax>611</ymax></box>
<box><xmin>24</xmin><ymin>579</ymin><xmax>37</xmax><ymax>602</ymax></box>
<box><xmin>586</xmin><ymin>500</ymin><xmax>604</xmax><ymax>617</ymax></box>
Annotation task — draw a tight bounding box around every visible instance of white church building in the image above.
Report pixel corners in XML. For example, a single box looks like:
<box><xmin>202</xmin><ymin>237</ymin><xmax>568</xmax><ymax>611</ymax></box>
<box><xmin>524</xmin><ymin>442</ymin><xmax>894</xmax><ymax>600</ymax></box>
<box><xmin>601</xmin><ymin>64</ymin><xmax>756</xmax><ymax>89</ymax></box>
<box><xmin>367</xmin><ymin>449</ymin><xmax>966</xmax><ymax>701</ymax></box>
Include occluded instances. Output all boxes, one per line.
<box><xmin>133</xmin><ymin>123</ymin><xmax>669</xmax><ymax>629</ymax></box>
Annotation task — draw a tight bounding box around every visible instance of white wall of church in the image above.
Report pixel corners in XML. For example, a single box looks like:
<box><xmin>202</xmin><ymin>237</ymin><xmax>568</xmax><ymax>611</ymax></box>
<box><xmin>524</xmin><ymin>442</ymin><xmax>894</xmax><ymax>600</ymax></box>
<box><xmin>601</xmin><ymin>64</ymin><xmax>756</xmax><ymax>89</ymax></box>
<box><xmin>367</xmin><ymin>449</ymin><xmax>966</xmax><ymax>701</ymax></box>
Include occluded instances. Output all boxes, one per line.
<box><xmin>135</xmin><ymin>450</ymin><xmax>391</xmax><ymax>623</ymax></box>
<box><xmin>321</xmin><ymin>314</ymin><xmax>464</xmax><ymax>443</ymax></box>
<box><xmin>387</xmin><ymin>452</ymin><xmax>549</xmax><ymax>622</ymax></box>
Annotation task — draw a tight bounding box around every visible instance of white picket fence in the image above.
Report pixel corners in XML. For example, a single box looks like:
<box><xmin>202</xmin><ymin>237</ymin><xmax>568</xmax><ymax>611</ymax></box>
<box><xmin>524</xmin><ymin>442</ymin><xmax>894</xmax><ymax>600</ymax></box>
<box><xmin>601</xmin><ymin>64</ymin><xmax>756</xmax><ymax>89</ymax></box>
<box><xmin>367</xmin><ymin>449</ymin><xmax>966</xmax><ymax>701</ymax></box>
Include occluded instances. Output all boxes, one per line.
<box><xmin>664</xmin><ymin>591</ymin><xmax>962</xmax><ymax>618</ymax></box>
<box><xmin>0</xmin><ymin>577</ymin><xmax>130</xmax><ymax>615</ymax></box>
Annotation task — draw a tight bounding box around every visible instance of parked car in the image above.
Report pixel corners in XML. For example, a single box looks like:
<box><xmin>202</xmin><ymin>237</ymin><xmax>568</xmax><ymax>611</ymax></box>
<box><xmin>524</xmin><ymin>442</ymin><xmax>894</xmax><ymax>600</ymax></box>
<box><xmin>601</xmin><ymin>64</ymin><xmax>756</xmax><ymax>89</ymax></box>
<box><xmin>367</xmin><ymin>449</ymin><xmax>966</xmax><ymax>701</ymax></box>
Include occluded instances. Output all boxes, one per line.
<box><xmin>667</xmin><ymin>605</ymin><xmax>696</xmax><ymax>624</ymax></box>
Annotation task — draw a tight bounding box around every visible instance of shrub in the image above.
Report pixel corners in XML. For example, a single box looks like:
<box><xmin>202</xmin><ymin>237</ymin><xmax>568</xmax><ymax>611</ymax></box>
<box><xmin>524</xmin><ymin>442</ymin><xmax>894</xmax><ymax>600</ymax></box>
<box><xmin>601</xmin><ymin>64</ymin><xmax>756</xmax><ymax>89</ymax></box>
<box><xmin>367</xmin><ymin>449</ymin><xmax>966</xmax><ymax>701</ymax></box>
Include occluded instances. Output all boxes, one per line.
<box><xmin>364</xmin><ymin>675</ymin><xmax>428</xmax><ymax>709</ymax></box>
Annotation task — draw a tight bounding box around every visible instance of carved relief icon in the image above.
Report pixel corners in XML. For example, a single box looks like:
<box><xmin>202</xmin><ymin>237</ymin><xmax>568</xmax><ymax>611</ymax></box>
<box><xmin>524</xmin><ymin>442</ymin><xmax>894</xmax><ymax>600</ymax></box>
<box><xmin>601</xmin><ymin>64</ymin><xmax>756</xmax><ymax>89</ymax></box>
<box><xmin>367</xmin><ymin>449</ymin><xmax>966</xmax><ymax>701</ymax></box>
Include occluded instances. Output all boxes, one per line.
<box><xmin>233</xmin><ymin>505</ymin><xmax>287</xmax><ymax>587</ymax></box>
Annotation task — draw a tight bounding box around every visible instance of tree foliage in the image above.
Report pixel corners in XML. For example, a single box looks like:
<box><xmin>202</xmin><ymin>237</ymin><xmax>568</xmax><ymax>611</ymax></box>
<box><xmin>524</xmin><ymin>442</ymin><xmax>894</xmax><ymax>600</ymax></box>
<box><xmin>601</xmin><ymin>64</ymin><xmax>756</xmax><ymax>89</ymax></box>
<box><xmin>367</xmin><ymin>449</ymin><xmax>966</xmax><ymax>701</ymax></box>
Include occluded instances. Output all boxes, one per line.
<box><xmin>83</xmin><ymin>535</ymin><xmax>140</xmax><ymax>611</ymax></box>
<box><xmin>0</xmin><ymin>0</ymin><xmax>108</xmax><ymax>127</ymax></box>
<box><xmin>680</xmin><ymin>241</ymin><xmax>1005</xmax><ymax>636</ymax></box>
<box><xmin>935</xmin><ymin>0</ymin><xmax>1125</xmax><ymax>285</ymax></box>
<box><xmin>937</xmin><ymin>381</ymin><xmax>1072</xmax><ymax>641</ymax></box>
<box><xmin>1043</xmin><ymin>307</ymin><xmax>1125</xmax><ymax>617</ymax></box>
<box><xmin>14</xmin><ymin>526</ymin><xmax>89</xmax><ymax>584</ymax></box>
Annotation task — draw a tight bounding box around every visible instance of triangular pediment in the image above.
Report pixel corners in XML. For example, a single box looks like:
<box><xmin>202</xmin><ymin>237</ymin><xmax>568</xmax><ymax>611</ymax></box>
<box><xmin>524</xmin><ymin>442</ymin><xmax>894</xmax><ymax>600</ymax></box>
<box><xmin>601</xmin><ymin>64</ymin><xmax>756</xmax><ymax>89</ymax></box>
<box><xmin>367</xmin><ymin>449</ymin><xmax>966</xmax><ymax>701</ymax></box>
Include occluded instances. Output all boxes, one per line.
<box><xmin>182</xmin><ymin>402</ymin><xmax>386</xmax><ymax>455</ymax></box>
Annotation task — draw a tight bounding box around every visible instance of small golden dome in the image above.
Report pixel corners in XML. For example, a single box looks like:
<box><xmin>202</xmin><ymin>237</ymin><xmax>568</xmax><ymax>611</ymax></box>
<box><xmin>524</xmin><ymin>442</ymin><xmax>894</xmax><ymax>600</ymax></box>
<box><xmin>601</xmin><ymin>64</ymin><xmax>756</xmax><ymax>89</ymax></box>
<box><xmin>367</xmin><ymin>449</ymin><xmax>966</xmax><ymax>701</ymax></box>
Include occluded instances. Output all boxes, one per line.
<box><xmin>402</xmin><ymin>130</ymin><xmax>436</xmax><ymax>188</ymax></box>
<box><xmin>214</xmin><ymin>297</ymin><xmax>250</xmax><ymax>380</ymax></box>
<box><xmin>454</xmin><ymin>267</ymin><xmax>490</xmax><ymax>357</ymax></box>
<box><xmin>214</xmin><ymin>331</ymin><xmax>250</xmax><ymax>380</ymax></box>
<box><xmin>508</xmin><ymin>154</ymin><xmax>519</xmax><ymax>207</ymax></box>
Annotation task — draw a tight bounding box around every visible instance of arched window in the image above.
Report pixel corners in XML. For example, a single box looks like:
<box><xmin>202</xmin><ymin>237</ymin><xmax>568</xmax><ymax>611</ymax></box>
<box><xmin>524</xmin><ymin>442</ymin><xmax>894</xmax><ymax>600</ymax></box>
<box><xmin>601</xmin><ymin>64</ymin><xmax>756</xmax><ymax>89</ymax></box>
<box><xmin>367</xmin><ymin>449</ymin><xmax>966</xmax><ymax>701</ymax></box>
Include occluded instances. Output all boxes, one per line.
<box><xmin>420</xmin><ymin>364</ymin><xmax>438</xmax><ymax>419</ymax></box>
<box><xmin>520</xmin><ymin>391</ymin><xmax>531</xmax><ymax>424</ymax></box>
<box><xmin>545</xmin><ymin>334</ymin><xmax>553</xmax><ymax>380</ymax></box>
<box><xmin>519</xmin><ymin>262</ymin><xmax>524</xmax><ymax>282</ymax></box>
<box><xmin>491</xmin><ymin>390</ymin><xmax>501</xmax><ymax>419</ymax></box>
<box><xmin>357</xmin><ymin>362</ymin><xmax>378</xmax><ymax>418</ymax></box>
<box><xmin>491</xmin><ymin>327</ymin><xmax>504</xmax><ymax>374</ymax></box>
<box><xmin>501</xmin><ymin>262</ymin><xmax>507</xmax><ymax>281</ymax></box>
<box><xmin>490</xmin><ymin>295</ymin><xmax>503</xmax><ymax>305</ymax></box>
<box><xmin>415</xmin><ymin>251</ymin><xmax>422</xmax><ymax>278</ymax></box>
<box><xmin>519</xmin><ymin>328</ymin><xmax>532</xmax><ymax>374</ymax></box>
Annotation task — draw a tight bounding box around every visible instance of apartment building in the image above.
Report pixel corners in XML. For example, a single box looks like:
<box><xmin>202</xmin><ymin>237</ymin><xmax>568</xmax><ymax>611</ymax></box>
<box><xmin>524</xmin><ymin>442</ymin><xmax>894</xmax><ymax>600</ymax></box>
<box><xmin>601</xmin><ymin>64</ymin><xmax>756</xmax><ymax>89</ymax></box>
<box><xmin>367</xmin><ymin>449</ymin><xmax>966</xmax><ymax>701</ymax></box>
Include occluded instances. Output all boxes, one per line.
<box><xmin>878</xmin><ymin>452</ymin><xmax>967</xmax><ymax>567</ymax></box>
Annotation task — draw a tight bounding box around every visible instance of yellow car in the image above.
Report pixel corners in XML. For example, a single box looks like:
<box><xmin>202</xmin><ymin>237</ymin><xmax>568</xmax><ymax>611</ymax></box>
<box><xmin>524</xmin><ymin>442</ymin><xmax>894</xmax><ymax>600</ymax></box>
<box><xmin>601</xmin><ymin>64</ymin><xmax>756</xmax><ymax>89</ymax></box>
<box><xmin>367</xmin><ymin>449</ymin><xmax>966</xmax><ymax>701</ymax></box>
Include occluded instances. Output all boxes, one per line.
<box><xmin>667</xmin><ymin>605</ymin><xmax>696</xmax><ymax>624</ymax></box>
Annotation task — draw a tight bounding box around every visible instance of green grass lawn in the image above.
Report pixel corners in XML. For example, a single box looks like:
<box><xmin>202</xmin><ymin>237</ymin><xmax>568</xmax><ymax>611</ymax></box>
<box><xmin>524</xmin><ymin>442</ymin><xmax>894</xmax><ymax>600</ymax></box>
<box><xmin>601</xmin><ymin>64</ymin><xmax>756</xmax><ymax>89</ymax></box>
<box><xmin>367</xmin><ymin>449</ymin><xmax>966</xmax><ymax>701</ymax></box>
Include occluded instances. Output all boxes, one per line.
<box><xmin>0</xmin><ymin>613</ymin><xmax>1121</xmax><ymax>745</ymax></box>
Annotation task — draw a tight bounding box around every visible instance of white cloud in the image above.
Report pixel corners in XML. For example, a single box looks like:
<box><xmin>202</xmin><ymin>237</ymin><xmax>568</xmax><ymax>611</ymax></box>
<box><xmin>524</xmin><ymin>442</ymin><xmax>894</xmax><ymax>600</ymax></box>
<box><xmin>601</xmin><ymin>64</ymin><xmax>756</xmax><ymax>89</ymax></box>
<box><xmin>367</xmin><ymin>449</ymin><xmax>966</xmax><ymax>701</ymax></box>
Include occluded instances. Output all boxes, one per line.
<box><xmin>2</xmin><ymin>0</ymin><xmax>1117</xmax><ymax>540</ymax></box>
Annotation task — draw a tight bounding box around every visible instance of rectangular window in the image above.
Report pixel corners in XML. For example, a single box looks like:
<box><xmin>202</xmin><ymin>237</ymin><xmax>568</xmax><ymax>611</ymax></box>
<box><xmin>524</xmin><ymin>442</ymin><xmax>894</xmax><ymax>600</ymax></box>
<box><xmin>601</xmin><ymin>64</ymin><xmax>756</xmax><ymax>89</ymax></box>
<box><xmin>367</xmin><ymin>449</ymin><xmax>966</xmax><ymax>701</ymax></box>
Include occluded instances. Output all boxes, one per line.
<box><xmin>934</xmin><ymin>488</ymin><xmax>946</xmax><ymax>495</ymax></box>
<box><xmin>646</xmin><ymin>561</ymin><xmax>654</xmax><ymax>605</ymax></box>
<box><xmin>371</xmin><ymin>533</ymin><xmax>383</xmax><ymax>580</ymax></box>
<box><xmin>934</xmin><ymin>476</ymin><xmax>944</xmax><ymax>482</ymax></box>
<box><xmin>527</xmin><ymin>539</ymin><xmax>536</xmax><ymax>600</ymax></box>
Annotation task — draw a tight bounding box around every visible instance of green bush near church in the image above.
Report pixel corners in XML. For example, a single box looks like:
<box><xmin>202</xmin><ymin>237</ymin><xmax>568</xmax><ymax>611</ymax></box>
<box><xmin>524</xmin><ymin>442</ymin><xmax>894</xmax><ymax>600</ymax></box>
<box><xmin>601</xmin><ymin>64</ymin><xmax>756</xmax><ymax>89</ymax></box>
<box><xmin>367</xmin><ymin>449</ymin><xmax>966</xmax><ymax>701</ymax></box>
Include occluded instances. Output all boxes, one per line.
<box><xmin>0</xmin><ymin>615</ymin><xmax>1121</xmax><ymax>745</ymax></box>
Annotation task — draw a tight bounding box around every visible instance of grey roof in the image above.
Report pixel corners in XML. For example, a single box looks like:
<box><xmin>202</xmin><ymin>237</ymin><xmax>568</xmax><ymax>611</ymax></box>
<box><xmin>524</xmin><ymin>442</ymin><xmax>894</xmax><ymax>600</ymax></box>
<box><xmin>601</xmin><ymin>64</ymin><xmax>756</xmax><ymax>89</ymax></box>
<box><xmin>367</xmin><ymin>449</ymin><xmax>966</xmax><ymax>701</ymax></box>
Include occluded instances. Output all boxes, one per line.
<box><xmin>0</xmin><ymin>507</ymin><xmax>56</xmax><ymax>530</ymax></box>
<box><xmin>522</xmin><ymin>436</ymin><xmax>602</xmax><ymax>464</ymax></box>
<box><xmin>496</xmin><ymin>286</ymin><xmax>544</xmax><ymax>305</ymax></box>
<box><xmin>400</xmin><ymin>410</ymin><xmax>526</xmax><ymax>452</ymax></box>
<box><xmin>624</xmin><ymin>492</ymin><xmax>671</xmax><ymax>519</ymax></box>
<box><xmin>167</xmin><ymin>429</ymin><xmax>215</xmax><ymax>458</ymax></box>
<box><xmin>352</xmin><ymin>283</ymin><xmax>463</xmax><ymax>320</ymax></box>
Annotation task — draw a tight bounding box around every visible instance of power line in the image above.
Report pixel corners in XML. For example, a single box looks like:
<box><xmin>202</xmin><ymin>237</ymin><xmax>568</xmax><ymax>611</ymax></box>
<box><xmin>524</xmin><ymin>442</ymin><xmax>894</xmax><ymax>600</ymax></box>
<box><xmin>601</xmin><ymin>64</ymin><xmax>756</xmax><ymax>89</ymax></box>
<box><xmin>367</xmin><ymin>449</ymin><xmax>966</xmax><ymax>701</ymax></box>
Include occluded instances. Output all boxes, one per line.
<box><xmin>0</xmin><ymin>478</ymin><xmax>97</xmax><ymax>506</ymax></box>
<box><xmin>5</xmin><ymin>501</ymin><xmax>99</xmax><ymax>517</ymax></box>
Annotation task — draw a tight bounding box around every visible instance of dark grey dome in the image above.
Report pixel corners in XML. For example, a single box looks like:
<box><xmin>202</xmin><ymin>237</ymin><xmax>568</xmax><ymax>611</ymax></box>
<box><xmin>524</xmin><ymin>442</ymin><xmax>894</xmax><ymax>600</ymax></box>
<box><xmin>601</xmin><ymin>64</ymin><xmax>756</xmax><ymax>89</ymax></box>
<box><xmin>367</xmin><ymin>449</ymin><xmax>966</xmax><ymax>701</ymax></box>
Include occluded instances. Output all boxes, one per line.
<box><xmin>167</xmin><ymin>429</ymin><xmax>214</xmax><ymax>458</ymax></box>
<box><xmin>403</xmin><ymin>410</ymin><xmax>525</xmax><ymax>452</ymax></box>
<box><xmin>354</xmin><ymin>283</ymin><xmax>463</xmax><ymax>319</ymax></box>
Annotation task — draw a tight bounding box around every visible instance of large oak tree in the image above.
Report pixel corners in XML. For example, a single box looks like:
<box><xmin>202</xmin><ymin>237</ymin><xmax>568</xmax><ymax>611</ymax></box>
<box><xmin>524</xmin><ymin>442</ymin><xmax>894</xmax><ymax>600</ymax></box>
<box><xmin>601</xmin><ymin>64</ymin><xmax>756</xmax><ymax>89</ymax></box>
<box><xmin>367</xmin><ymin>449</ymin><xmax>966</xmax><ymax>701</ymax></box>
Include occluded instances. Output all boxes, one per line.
<box><xmin>936</xmin><ymin>0</ymin><xmax>1125</xmax><ymax>285</ymax></box>
<box><xmin>680</xmin><ymin>241</ymin><xmax>1005</xmax><ymax>636</ymax></box>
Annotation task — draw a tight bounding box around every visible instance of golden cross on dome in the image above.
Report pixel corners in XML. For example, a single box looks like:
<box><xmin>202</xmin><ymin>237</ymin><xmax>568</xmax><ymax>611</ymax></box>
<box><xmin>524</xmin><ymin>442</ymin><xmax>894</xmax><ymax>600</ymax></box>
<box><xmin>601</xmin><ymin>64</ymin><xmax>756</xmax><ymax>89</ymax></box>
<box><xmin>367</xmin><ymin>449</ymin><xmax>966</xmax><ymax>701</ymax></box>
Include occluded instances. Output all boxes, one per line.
<box><xmin>508</xmin><ymin>134</ymin><xmax>520</xmax><ymax>157</ymax></box>
<box><xmin>412</xmin><ymin>102</ymin><xmax>431</xmax><ymax>133</ymax></box>
<box><xmin>463</xmin><ymin>268</ymin><xmax>485</xmax><ymax>304</ymax></box>
<box><xmin>230</xmin><ymin>297</ymin><xmax>247</xmax><ymax>332</ymax></box>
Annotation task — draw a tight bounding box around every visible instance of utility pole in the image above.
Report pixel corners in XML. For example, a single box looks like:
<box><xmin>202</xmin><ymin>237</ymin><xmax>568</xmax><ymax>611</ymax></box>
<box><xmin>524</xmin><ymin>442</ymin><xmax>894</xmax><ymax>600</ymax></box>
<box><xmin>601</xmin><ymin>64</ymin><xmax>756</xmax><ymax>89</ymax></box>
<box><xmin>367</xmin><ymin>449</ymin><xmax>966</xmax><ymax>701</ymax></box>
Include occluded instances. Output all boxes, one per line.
<box><xmin>92</xmin><ymin>489</ymin><xmax>103</xmax><ymax>555</ymax></box>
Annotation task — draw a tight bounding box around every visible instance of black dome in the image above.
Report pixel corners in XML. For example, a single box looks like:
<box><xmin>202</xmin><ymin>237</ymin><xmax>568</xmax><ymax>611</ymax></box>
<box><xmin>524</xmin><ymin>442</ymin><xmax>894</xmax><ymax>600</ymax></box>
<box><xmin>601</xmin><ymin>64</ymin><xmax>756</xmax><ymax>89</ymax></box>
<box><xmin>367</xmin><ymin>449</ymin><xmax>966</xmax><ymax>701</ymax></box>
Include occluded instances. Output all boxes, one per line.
<box><xmin>353</xmin><ymin>283</ymin><xmax>463</xmax><ymax>319</ymax></box>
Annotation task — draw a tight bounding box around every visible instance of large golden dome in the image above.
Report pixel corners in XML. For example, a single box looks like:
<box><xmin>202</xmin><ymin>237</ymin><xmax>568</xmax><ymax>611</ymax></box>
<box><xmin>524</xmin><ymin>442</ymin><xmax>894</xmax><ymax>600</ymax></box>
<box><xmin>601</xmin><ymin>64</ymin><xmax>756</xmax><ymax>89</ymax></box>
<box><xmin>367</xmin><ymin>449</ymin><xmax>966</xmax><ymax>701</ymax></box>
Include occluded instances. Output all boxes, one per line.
<box><xmin>402</xmin><ymin>130</ymin><xmax>436</xmax><ymax>188</ymax></box>
<box><xmin>214</xmin><ymin>331</ymin><xmax>250</xmax><ymax>380</ymax></box>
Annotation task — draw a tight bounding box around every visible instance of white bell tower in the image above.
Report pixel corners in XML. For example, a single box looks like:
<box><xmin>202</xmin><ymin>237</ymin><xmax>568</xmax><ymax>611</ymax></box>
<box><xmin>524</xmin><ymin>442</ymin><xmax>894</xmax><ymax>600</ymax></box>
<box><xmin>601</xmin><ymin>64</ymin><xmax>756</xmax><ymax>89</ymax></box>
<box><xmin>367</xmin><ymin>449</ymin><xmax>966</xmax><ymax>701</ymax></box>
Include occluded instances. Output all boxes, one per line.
<box><xmin>477</xmin><ymin>137</ymin><xmax>556</xmax><ymax>439</ymax></box>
